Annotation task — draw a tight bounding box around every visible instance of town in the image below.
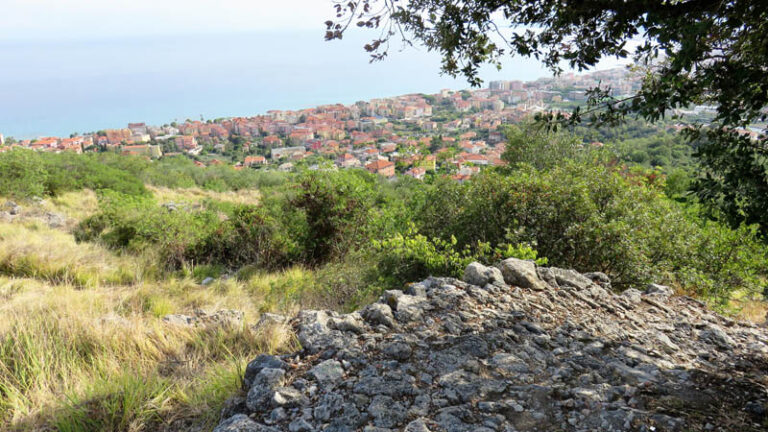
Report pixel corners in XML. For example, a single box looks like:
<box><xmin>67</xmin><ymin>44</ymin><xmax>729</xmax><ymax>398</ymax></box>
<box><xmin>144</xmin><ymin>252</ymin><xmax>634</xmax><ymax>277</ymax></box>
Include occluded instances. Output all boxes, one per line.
<box><xmin>0</xmin><ymin>68</ymin><xmax>644</xmax><ymax>181</ymax></box>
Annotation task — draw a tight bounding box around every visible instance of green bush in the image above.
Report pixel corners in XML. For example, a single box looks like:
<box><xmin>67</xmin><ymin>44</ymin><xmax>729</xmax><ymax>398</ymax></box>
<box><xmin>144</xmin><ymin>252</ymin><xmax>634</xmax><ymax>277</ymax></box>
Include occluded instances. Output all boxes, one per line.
<box><xmin>285</xmin><ymin>170</ymin><xmax>380</xmax><ymax>266</ymax></box>
<box><xmin>373</xmin><ymin>224</ymin><xmax>546</xmax><ymax>291</ymax></box>
<box><xmin>413</xmin><ymin>163</ymin><xmax>766</xmax><ymax>301</ymax></box>
<box><xmin>0</xmin><ymin>149</ymin><xmax>48</xmax><ymax>198</ymax></box>
<box><xmin>76</xmin><ymin>192</ymin><xmax>219</xmax><ymax>268</ymax></box>
<box><xmin>41</xmin><ymin>153</ymin><xmax>147</xmax><ymax>196</ymax></box>
<box><xmin>195</xmin><ymin>205</ymin><xmax>292</xmax><ymax>270</ymax></box>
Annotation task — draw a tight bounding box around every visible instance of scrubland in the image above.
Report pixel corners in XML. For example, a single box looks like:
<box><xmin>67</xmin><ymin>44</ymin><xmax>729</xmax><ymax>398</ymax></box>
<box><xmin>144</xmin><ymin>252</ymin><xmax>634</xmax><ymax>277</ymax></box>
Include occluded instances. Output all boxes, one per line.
<box><xmin>0</xmin><ymin>146</ymin><xmax>766</xmax><ymax>431</ymax></box>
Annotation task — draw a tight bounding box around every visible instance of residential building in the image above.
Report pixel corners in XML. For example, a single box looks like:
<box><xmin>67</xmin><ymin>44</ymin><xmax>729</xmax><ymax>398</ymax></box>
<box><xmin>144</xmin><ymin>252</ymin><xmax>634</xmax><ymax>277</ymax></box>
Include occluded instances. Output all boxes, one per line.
<box><xmin>365</xmin><ymin>159</ymin><xmax>395</xmax><ymax>177</ymax></box>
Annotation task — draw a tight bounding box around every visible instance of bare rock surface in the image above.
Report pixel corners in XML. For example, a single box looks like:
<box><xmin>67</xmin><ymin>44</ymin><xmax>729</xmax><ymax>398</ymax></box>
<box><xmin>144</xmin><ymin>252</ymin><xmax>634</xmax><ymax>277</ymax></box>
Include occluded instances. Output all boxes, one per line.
<box><xmin>162</xmin><ymin>309</ymin><xmax>244</xmax><ymax>328</ymax></box>
<box><xmin>214</xmin><ymin>262</ymin><xmax>768</xmax><ymax>432</ymax></box>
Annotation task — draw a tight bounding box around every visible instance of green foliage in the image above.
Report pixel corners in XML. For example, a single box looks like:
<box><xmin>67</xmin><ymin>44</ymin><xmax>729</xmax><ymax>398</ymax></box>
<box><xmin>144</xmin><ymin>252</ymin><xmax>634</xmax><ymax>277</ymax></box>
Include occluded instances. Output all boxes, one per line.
<box><xmin>49</xmin><ymin>137</ymin><xmax>765</xmax><ymax>306</ymax></box>
<box><xmin>502</xmin><ymin>123</ymin><xmax>583</xmax><ymax>170</ymax></box>
<box><xmin>373</xmin><ymin>225</ymin><xmax>546</xmax><ymax>290</ymax></box>
<box><xmin>413</xmin><ymin>164</ymin><xmax>766</xmax><ymax>301</ymax></box>
<box><xmin>0</xmin><ymin>149</ymin><xmax>47</xmax><ymax>198</ymax></box>
<box><xmin>196</xmin><ymin>205</ymin><xmax>292</xmax><ymax>270</ymax></box>
<box><xmin>287</xmin><ymin>171</ymin><xmax>378</xmax><ymax>266</ymax></box>
<box><xmin>693</xmin><ymin>129</ymin><xmax>768</xmax><ymax>237</ymax></box>
<box><xmin>76</xmin><ymin>192</ymin><xmax>219</xmax><ymax>268</ymax></box>
<box><xmin>41</xmin><ymin>152</ymin><xmax>148</xmax><ymax>196</ymax></box>
<box><xmin>330</xmin><ymin>0</ymin><xmax>768</xmax><ymax>241</ymax></box>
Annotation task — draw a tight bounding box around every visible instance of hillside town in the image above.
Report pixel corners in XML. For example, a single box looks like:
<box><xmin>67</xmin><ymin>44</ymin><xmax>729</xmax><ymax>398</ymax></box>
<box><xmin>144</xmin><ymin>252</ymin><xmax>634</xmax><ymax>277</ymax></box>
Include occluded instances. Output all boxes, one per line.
<box><xmin>0</xmin><ymin>68</ymin><xmax>648</xmax><ymax>180</ymax></box>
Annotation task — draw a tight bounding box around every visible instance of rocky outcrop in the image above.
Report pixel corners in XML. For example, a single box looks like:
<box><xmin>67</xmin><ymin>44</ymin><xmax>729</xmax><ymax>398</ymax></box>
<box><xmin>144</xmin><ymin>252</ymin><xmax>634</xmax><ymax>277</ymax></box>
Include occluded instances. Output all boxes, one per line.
<box><xmin>214</xmin><ymin>261</ymin><xmax>768</xmax><ymax>432</ymax></box>
<box><xmin>162</xmin><ymin>309</ymin><xmax>244</xmax><ymax>328</ymax></box>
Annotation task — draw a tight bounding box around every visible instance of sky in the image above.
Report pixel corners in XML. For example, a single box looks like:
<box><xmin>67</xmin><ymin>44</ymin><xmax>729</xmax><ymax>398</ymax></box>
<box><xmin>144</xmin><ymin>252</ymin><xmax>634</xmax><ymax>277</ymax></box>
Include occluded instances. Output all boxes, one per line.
<box><xmin>0</xmin><ymin>0</ymin><xmax>335</xmax><ymax>40</ymax></box>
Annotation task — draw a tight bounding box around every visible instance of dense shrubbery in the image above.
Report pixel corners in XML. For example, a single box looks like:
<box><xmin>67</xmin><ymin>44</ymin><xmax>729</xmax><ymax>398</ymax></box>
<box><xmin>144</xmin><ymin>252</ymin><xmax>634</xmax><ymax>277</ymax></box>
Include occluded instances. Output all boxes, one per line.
<box><xmin>5</xmin><ymin>137</ymin><xmax>765</xmax><ymax>305</ymax></box>
<box><xmin>411</xmin><ymin>164</ymin><xmax>766</xmax><ymax>301</ymax></box>
<box><xmin>0</xmin><ymin>150</ymin><xmax>289</xmax><ymax>199</ymax></box>
<box><xmin>73</xmin><ymin>160</ymin><xmax>766</xmax><ymax>304</ymax></box>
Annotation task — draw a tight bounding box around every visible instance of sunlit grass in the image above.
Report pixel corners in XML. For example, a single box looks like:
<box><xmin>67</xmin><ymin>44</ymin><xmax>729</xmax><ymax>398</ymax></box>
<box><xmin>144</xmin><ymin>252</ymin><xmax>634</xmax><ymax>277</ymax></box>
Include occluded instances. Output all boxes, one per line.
<box><xmin>0</xmin><ymin>198</ymin><xmax>312</xmax><ymax>430</ymax></box>
<box><xmin>0</xmin><ymin>221</ymin><xmax>139</xmax><ymax>287</ymax></box>
<box><xmin>148</xmin><ymin>186</ymin><xmax>261</xmax><ymax>207</ymax></box>
<box><xmin>0</xmin><ymin>274</ymin><xmax>301</xmax><ymax>431</ymax></box>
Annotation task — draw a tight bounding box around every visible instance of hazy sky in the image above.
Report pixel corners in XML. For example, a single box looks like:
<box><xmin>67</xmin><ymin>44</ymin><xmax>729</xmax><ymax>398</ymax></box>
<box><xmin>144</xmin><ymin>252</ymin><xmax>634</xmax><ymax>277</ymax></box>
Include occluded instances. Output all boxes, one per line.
<box><xmin>0</xmin><ymin>0</ymin><xmax>334</xmax><ymax>40</ymax></box>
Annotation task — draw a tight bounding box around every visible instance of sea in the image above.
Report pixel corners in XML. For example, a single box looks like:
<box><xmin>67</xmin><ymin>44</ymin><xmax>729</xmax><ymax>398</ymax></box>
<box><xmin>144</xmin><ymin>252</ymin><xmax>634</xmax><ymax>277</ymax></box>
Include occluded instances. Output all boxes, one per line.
<box><xmin>0</xmin><ymin>31</ymin><xmax>549</xmax><ymax>139</ymax></box>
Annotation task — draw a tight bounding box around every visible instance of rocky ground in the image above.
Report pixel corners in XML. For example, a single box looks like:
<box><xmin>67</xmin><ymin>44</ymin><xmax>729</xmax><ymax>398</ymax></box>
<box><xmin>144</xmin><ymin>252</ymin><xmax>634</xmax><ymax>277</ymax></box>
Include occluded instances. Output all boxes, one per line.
<box><xmin>213</xmin><ymin>259</ymin><xmax>768</xmax><ymax>432</ymax></box>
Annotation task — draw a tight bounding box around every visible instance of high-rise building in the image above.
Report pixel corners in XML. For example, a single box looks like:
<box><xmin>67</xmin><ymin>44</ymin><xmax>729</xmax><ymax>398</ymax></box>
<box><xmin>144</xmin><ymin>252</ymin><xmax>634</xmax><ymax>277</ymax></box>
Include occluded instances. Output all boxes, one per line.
<box><xmin>0</xmin><ymin>133</ymin><xmax>4</xmax><ymax>145</ymax></box>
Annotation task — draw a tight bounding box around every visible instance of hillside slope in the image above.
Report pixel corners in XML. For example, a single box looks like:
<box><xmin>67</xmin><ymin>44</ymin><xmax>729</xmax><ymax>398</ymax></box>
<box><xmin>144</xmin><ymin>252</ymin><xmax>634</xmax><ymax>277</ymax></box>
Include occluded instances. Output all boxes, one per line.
<box><xmin>214</xmin><ymin>260</ymin><xmax>768</xmax><ymax>432</ymax></box>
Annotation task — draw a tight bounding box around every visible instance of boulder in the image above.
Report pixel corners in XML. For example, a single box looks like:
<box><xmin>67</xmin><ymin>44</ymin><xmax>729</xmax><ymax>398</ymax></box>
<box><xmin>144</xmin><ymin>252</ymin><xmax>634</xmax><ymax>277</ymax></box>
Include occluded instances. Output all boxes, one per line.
<box><xmin>496</xmin><ymin>258</ymin><xmax>548</xmax><ymax>291</ymax></box>
<box><xmin>646</xmin><ymin>283</ymin><xmax>674</xmax><ymax>296</ymax></box>
<box><xmin>463</xmin><ymin>262</ymin><xmax>504</xmax><ymax>287</ymax></box>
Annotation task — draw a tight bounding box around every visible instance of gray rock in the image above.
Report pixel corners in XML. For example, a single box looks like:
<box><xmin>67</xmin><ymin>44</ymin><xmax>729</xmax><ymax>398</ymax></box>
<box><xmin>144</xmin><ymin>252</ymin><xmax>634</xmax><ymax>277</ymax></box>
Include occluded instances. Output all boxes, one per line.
<box><xmin>621</xmin><ymin>288</ymin><xmax>643</xmax><ymax>304</ymax></box>
<box><xmin>201</xmin><ymin>276</ymin><xmax>216</xmax><ymax>286</ymax></box>
<box><xmin>43</xmin><ymin>211</ymin><xmax>65</xmax><ymax>228</ymax></box>
<box><xmin>329</xmin><ymin>313</ymin><xmax>366</xmax><ymax>333</ymax></box>
<box><xmin>255</xmin><ymin>313</ymin><xmax>288</xmax><ymax>328</ymax></box>
<box><xmin>496</xmin><ymin>258</ymin><xmax>548</xmax><ymax>291</ymax></box>
<box><xmin>646</xmin><ymin>283</ymin><xmax>674</xmax><ymax>296</ymax></box>
<box><xmin>698</xmin><ymin>323</ymin><xmax>734</xmax><ymax>350</ymax></box>
<box><xmin>4</xmin><ymin>201</ymin><xmax>20</xmax><ymax>215</ymax></box>
<box><xmin>463</xmin><ymin>262</ymin><xmax>504</xmax><ymax>287</ymax></box>
<box><xmin>214</xmin><ymin>414</ymin><xmax>278</xmax><ymax>432</ymax></box>
<box><xmin>272</xmin><ymin>387</ymin><xmax>307</xmax><ymax>408</ymax></box>
<box><xmin>404</xmin><ymin>418</ymin><xmax>431</xmax><ymax>432</ymax></box>
<box><xmin>382</xmin><ymin>341</ymin><xmax>412</xmax><ymax>361</ymax></box>
<box><xmin>246</xmin><ymin>368</ymin><xmax>286</xmax><ymax>411</ymax></box>
<box><xmin>244</xmin><ymin>355</ymin><xmax>288</xmax><ymax>388</ymax></box>
<box><xmin>368</xmin><ymin>395</ymin><xmax>407</xmax><ymax>428</ymax></box>
<box><xmin>287</xmin><ymin>418</ymin><xmax>313</xmax><ymax>432</ymax></box>
<box><xmin>405</xmin><ymin>283</ymin><xmax>428</xmax><ymax>297</ymax></box>
<box><xmin>363</xmin><ymin>303</ymin><xmax>396</xmax><ymax>327</ymax></box>
<box><xmin>656</xmin><ymin>332</ymin><xmax>679</xmax><ymax>353</ymax></box>
<box><xmin>161</xmin><ymin>314</ymin><xmax>196</xmax><ymax>326</ymax></box>
<box><xmin>308</xmin><ymin>359</ymin><xmax>344</xmax><ymax>383</ymax></box>
<box><xmin>215</xmin><ymin>270</ymin><xmax>768</xmax><ymax>432</ymax></box>
<box><xmin>549</xmin><ymin>267</ymin><xmax>593</xmax><ymax>290</ymax></box>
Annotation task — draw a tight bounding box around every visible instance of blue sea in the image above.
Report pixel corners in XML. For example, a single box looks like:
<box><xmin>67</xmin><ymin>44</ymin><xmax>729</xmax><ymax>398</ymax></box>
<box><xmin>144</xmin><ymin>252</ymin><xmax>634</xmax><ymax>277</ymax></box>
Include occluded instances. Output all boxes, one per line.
<box><xmin>0</xmin><ymin>31</ymin><xmax>548</xmax><ymax>138</ymax></box>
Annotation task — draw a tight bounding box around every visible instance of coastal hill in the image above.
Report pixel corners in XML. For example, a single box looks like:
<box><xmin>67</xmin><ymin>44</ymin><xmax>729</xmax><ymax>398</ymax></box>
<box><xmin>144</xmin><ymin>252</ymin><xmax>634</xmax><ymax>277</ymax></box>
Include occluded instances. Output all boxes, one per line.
<box><xmin>214</xmin><ymin>261</ymin><xmax>768</xmax><ymax>432</ymax></box>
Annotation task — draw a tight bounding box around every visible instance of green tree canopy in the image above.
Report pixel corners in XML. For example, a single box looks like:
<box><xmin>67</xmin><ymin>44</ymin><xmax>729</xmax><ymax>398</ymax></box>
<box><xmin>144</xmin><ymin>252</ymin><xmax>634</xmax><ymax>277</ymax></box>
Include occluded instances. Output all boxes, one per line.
<box><xmin>327</xmin><ymin>0</ymin><xmax>768</xmax><ymax>235</ymax></box>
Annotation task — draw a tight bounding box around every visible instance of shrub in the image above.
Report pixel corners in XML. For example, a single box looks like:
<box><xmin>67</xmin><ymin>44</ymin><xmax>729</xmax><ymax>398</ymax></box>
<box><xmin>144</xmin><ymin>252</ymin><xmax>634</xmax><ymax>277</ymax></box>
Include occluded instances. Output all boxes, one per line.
<box><xmin>373</xmin><ymin>224</ymin><xmax>546</xmax><ymax>291</ymax></box>
<box><xmin>41</xmin><ymin>152</ymin><xmax>147</xmax><ymax>196</ymax></box>
<box><xmin>195</xmin><ymin>205</ymin><xmax>292</xmax><ymax>270</ymax></box>
<box><xmin>0</xmin><ymin>149</ymin><xmax>48</xmax><ymax>198</ymax></box>
<box><xmin>413</xmin><ymin>163</ymin><xmax>766</xmax><ymax>301</ymax></box>
<box><xmin>286</xmin><ymin>171</ymin><xmax>378</xmax><ymax>266</ymax></box>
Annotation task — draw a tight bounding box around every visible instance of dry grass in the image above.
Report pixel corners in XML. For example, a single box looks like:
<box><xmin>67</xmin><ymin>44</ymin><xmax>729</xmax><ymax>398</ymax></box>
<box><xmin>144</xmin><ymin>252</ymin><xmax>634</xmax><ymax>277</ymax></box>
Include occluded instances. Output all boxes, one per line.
<box><xmin>148</xmin><ymin>186</ymin><xmax>260</xmax><ymax>207</ymax></box>
<box><xmin>735</xmin><ymin>299</ymin><xmax>768</xmax><ymax>324</ymax></box>
<box><xmin>0</xmin><ymin>270</ymin><xmax>307</xmax><ymax>431</ymax></box>
<box><xmin>0</xmin><ymin>195</ymin><xmax>318</xmax><ymax>431</ymax></box>
<box><xmin>0</xmin><ymin>221</ymin><xmax>140</xmax><ymax>287</ymax></box>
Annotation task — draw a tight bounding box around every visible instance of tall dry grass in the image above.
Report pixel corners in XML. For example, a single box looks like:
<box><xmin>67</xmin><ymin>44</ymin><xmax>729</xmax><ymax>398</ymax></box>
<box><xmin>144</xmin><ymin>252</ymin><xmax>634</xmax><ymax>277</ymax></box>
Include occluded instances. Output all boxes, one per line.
<box><xmin>0</xmin><ymin>195</ymin><xmax>313</xmax><ymax>431</ymax></box>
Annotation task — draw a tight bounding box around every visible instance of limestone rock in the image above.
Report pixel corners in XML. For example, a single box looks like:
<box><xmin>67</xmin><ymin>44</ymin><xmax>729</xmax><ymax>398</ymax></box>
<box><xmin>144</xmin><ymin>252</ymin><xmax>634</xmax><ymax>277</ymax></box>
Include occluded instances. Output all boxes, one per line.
<box><xmin>496</xmin><ymin>258</ymin><xmax>548</xmax><ymax>291</ymax></box>
<box><xmin>216</xmin><ymin>267</ymin><xmax>768</xmax><ymax>432</ymax></box>
<box><xmin>463</xmin><ymin>262</ymin><xmax>504</xmax><ymax>287</ymax></box>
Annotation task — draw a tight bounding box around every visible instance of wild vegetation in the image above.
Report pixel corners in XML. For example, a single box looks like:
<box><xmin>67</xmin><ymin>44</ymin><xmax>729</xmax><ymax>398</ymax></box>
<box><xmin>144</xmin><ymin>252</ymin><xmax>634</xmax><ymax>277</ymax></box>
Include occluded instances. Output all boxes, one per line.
<box><xmin>1</xmin><ymin>126</ymin><xmax>767</xmax><ymax>430</ymax></box>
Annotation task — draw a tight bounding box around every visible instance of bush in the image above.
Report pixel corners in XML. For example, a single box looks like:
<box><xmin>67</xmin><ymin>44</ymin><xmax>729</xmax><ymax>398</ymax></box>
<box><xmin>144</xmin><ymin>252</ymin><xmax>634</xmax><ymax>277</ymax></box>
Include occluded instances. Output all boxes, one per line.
<box><xmin>373</xmin><ymin>224</ymin><xmax>546</xmax><ymax>291</ymax></box>
<box><xmin>76</xmin><ymin>192</ymin><xmax>220</xmax><ymax>268</ymax></box>
<box><xmin>286</xmin><ymin>171</ymin><xmax>379</xmax><ymax>266</ymax></box>
<box><xmin>41</xmin><ymin>152</ymin><xmax>147</xmax><ymax>196</ymax></box>
<box><xmin>195</xmin><ymin>205</ymin><xmax>292</xmax><ymax>270</ymax></box>
<box><xmin>413</xmin><ymin>163</ymin><xmax>766</xmax><ymax>301</ymax></box>
<box><xmin>0</xmin><ymin>149</ymin><xmax>48</xmax><ymax>198</ymax></box>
